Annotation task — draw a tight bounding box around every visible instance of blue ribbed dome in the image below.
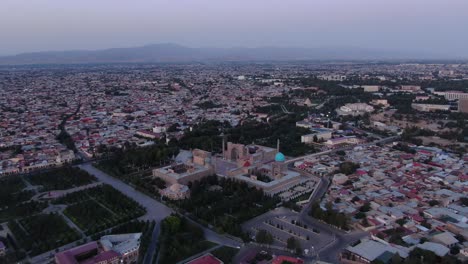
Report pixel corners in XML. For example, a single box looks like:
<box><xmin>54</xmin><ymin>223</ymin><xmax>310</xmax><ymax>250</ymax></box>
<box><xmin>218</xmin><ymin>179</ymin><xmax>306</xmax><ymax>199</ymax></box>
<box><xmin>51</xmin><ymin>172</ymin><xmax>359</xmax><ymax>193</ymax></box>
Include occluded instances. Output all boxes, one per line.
<box><xmin>275</xmin><ymin>152</ymin><xmax>285</xmax><ymax>162</ymax></box>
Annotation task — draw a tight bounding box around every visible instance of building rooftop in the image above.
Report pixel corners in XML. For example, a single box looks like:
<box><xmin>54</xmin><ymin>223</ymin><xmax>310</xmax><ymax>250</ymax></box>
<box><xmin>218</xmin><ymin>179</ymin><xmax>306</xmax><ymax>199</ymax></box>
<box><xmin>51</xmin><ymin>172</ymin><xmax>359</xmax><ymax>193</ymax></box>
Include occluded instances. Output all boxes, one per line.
<box><xmin>186</xmin><ymin>253</ymin><xmax>223</xmax><ymax>264</ymax></box>
<box><xmin>100</xmin><ymin>233</ymin><xmax>141</xmax><ymax>256</ymax></box>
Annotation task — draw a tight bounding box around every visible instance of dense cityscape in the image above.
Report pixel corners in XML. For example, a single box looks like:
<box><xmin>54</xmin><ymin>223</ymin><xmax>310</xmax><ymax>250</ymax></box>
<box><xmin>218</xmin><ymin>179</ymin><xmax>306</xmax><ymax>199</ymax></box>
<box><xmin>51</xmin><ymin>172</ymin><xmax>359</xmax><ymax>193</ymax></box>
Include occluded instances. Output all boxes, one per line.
<box><xmin>0</xmin><ymin>61</ymin><xmax>467</xmax><ymax>264</ymax></box>
<box><xmin>1</xmin><ymin>0</ymin><xmax>468</xmax><ymax>263</ymax></box>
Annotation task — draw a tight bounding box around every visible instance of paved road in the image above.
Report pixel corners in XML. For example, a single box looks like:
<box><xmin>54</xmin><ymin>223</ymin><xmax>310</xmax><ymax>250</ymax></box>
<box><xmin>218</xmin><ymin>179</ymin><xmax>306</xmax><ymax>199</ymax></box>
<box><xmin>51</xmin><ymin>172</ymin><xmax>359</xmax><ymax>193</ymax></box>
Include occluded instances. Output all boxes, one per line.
<box><xmin>78</xmin><ymin>163</ymin><xmax>241</xmax><ymax>264</ymax></box>
<box><xmin>143</xmin><ymin>222</ymin><xmax>161</xmax><ymax>264</ymax></box>
<box><xmin>79</xmin><ymin>163</ymin><xmax>173</xmax><ymax>222</ymax></box>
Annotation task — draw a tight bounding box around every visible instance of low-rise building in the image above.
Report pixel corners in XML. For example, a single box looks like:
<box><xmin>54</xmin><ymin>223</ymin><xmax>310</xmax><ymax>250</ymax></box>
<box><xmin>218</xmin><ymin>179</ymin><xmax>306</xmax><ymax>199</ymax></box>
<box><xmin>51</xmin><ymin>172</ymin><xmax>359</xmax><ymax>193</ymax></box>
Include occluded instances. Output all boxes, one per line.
<box><xmin>411</xmin><ymin>103</ymin><xmax>451</xmax><ymax>112</ymax></box>
<box><xmin>55</xmin><ymin>233</ymin><xmax>141</xmax><ymax>264</ymax></box>
<box><xmin>187</xmin><ymin>253</ymin><xmax>223</xmax><ymax>264</ymax></box>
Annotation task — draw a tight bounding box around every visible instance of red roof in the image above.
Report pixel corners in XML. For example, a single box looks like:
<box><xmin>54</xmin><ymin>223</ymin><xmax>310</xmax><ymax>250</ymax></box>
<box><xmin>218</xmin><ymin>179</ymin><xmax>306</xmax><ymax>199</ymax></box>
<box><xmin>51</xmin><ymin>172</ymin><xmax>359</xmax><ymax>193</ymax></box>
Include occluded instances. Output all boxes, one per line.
<box><xmin>243</xmin><ymin>161</ymin><xmax>251</xmax><ymax>167</ymax></box>
<box><xmin>187</xmin><ymin>254</ymin><xmax>223</xmax><ymax>264</ymax></box>
<box><xmin>417</xmin><ymin>150</ymin><xmax>432</xmax><ymax>155</ymax></box>
<box><xmin>272</xmin><ymin>256</ymin><xmax>304</xmax><ymax>264</ymax></box>
<box><xmin>428</xmin><ymin>162</ymin><xmax>444</xmax><ymax>168</ymax></box>
<box><xmin>410</xmin><ymin>214</ymin><xmax>424</xmax><ymax>223</ymax></box>
<box><xmin>356</xmin><ymin>170</ymin><xmax>367</xmax><ymax>175</ymax></box>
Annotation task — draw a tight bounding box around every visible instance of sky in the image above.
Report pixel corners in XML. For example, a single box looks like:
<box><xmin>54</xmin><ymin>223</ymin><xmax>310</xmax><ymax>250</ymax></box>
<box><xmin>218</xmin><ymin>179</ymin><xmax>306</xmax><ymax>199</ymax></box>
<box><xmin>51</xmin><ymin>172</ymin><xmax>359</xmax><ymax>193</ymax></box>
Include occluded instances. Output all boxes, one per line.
<box><xmin>1</xmin><ymin>0</ymin><xmax>468</xmax><ymax>57</ymax></box>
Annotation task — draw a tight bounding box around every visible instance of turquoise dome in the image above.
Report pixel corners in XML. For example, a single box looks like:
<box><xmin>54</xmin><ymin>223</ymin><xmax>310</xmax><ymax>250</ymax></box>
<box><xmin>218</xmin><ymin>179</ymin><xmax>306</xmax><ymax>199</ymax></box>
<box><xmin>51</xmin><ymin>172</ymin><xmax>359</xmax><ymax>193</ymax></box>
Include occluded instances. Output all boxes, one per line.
<box><xmin>275</xmin><ymin>152</ymin><xmax>285</xmax><ymax>162</ymax></box>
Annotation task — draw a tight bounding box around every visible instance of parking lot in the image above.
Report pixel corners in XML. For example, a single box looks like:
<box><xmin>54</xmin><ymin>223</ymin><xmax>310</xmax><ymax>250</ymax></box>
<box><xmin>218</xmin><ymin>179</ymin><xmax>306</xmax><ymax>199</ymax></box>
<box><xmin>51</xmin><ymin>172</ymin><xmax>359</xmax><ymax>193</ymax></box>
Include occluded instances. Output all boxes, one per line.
<box><xmin>243</xmin><ymin>208</ymin><xmax>336</xmax><ymax>255</ymax></box>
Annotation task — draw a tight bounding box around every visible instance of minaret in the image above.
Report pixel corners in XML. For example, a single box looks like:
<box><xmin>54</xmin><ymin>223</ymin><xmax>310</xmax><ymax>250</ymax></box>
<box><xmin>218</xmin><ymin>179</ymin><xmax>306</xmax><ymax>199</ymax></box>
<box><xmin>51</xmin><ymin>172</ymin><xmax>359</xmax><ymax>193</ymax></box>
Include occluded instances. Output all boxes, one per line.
<box><xmin>277</xmin><ymin>139</ymin><xmax>280</xmax><ymax>152</ymax></box>
<box><xmin>222</xmin><ymin>134</ymin><xmax>225</xmax><ymax>159</ymax></box>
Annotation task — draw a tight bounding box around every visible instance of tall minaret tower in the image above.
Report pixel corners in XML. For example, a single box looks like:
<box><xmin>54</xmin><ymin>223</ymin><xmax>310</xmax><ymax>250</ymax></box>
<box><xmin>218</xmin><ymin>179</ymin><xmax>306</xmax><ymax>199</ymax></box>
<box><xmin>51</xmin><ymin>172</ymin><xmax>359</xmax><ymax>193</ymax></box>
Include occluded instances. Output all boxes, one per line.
<box><xmin>222</xmin><ymin>133</ymin><xmax>226</xmax><ymax>159</ymax></box>
<box><xmin>277</xmin><ymin>139</ymin><xmax>280</xmax><ymax>153</ymax></box>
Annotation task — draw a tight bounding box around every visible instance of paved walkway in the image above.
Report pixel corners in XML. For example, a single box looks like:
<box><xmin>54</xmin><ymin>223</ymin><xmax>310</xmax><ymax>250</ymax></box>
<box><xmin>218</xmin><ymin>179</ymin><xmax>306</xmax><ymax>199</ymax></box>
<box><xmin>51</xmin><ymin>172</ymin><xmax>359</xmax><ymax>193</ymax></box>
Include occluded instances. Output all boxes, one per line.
<box><xmin>31</xmin><ymin>182</ymin><xmax>102</xmax><ymax>201</ymax></box>
<box><xmin>78</xmin><ymin>163</ymin><xmax>173</xmax><ymax>222</ymax></box>
<box><xmin>78</xmin><ymin>163</ymin><xmax>242</xmax><ymax>262</ymax></box>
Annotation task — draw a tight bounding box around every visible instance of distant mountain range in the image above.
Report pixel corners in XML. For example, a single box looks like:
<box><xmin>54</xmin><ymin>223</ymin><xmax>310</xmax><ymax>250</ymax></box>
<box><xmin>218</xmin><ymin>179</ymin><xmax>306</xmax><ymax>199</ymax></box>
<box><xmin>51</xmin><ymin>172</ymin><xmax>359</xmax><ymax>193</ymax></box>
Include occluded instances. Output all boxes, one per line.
<box><xmin>0</xmin><ymin>43</ymin><xmax>458</xmax><ymax>65</ymax></box>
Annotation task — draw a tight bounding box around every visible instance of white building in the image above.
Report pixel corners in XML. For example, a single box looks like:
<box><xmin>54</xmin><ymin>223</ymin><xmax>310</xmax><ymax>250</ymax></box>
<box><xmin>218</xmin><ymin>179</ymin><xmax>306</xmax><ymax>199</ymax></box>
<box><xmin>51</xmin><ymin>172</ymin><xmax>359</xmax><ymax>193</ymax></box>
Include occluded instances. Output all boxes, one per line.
<box><xmin>100</xmin><ymin>233</ymin><xmax>142</xmax><ymax>264</ymax></box>
<box><xmin>433</xmin><ymin>91</ymin><xmax>468</xmax><ymax>100</ymax></box>
<box><xmin>301</xmin><ymin>129</ymin><xmax>333</xmax><ymax>144</ymax></box>
<box><xmin>411</xmin><ymin>103</ymin><xmax>451</xmax><ymax>112</ymax></box>
<box><xmin>318</xmin><ymin>75</ymin><xmax>346</xmax><ymax>81</ymax></box>
<box><xmin>336</xmin><ymin>103</ymin><xmax>374</xmax><ymax>116</ymax></box>
<box><xmin>361</xmin><ymin>85</ymin><xmax>380</xmax><ymax>92</ymax></box>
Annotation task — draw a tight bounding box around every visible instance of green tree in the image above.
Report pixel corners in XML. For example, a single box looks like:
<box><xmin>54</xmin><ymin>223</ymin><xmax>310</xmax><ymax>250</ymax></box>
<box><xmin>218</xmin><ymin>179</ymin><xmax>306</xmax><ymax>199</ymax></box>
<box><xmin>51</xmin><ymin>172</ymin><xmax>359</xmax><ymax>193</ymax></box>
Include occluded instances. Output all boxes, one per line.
<box><xmin>287</xmin><ymin>236</ymin><xmax>297</xmax><ymax>249</ymax></box>
<box><xmin>359</xmin><ymin>202</ymin><xmax>371</xmax><ymax>212</ymax></box>
<box><xmin>396</xmin><ymin>218</ymin><xmax>407</xmax><ymax>227</ymax></box>
<box><xmin>339</xmin><ymin>161</ymin><xmax>360</xmax><ymax>175</ymax></box>
<box><xmin>164</xmin><ymin>215</ymin><xmax>181</xmax><ymax>233</ymax></box>
<box><xmin>286</xmin><ymin>236</ymin><xmax>302</xmax><ymax>255</ymax></box>
<box><xmin>255</xmin><ymin>229</ymin><xmax>273</xmax><ymax>245</ymax></box>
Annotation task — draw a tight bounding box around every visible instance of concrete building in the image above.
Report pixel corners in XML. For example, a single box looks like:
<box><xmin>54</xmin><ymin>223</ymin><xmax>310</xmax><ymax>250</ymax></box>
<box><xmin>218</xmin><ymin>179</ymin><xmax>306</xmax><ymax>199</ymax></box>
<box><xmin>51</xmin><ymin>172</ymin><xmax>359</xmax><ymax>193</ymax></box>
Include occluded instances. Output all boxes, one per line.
<box><xmin>433</xmin><ymin>91</ymin><xmax>468</xmax><ymax>100</ymax></box>
<box><xmin>152</xmin><ymin>149</ymin><xmax>214</xmax><ymax>185</ymax></box>
<box><xmin>342</xmin><ymin>239</ymin><xmax>409</xmax><ymax>263</ymax></box>
<box><xmin>336</xmin><ymin>103</ymin><xmax>374</xmax><ymax>116</ymax></box>
<box><xmin>55</xmin><ymin>233</ymin><xmax>142</xmax><ymax>264</ymax></box>
<box><xmin>318</xmin><ymin>74</ymin><xmax>346</xmax><ymax>81</ymax></box>
<box><xmin>416</xmin><ymin>242</ymin><xmax>449</xmax><ymax>257</ymax></box>
<box><xmin>399</xmin><ymin>85</ymin><xmax>421</xmax><ymax>92</ymax></box>
<box><xmin>187</xmin><ymin>253</ymin><xmax>224</xmax><ymax>264</ymax></box>
<box><xmin>325</xmin><ymin>136</ymin><xmax>361</xmax><ymax>147</ymax></box>
<box><xmin>332</xmin><ymin>173</ymin><xmax>349</xmax><ymax>185</ymax></box>
<box><xmin>459</xmin><ymin>98</ymin><xmax>468</xmax><ymax>113</ymax></box>
<box><xmin>55</xmin><ymin>241</ymin><xmax>120</xmax><ymax>264</ymax></box>
<box><xmin>100</xmin><ymin>233</ymin><xmax>141</xmax><ymax>264</ymax></box>
<box><xmin>301</xmin><ymin>128</ymin><xmax>333</xmax><ymax>144</ymax></box>
<box><xmin>361</xmin><ymin>85</ymin><xmax>380</xmax><ymax>92</ymax></box>
<box><xmin>371</xmin><ymin>99</ymin><xmax>389</xmax><ymax>107</ymax></box>
<box><xmin>160</xmin><ymin>183</ymin><xmax>190</xmax><ymax>200</ymax></box>
<box><xmin>431</xmin><ymin>232</ymin><xmax>459</xmax><ymax>248</ymax></box>
<box><xmin>411</xmin><ymin>103</ymin><xmax>451</xmax><ymax>112</ymax></box>
<box><xmin>213</xmin><ymin>141</ymin><xmax>304</xmax><ymax>196</ymax></box>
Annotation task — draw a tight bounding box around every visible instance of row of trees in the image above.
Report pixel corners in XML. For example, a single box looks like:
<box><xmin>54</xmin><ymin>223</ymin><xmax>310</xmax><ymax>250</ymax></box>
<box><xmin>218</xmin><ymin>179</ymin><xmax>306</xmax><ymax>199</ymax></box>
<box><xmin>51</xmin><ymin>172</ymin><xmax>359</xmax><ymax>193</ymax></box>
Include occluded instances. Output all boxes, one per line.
<box><xmin>255</xmin><ymin>229</ymin><xmax>302</xmax><ymax>255</ymax></box>
<box><xmin>0</xmin><ymin>175</ymin><xmax>29</xmax><ymax>209</ymax></box>
<box><xmin>97</xmin><ymin>142</ymin><xmax>179</xmax><ymax>177</ymax></box>
<box><xmin>26</xmin><ymin>166</ymin><xmax>96</xmax><ymax>191</ymax></box>
<box><xmin>309</xmin><ymin>202</ymin><xmax>349</xmax><ymax>230</ymax></box>
<box><xmin>56</xmin><ymin>104</ymin><xmax>81</xmax><ymax>152</ymax></box>
<box><xmin>178</xmin><ymin>115</ymin><xmax>317</xmax><ymax>157</ymax></box>
<box><xmin>158</xmin><ymin>215</ymin><xmax>212</xmax><ymax>264</ymax></box>
<box><xmin>9</xmin><ymin>213</ymin><xmax>81</xmax><ymax>255</ymax></box>
<box><xmin>0</xmin><ymin>201</ymin><xmax>47</xmax><ymax>222</ymax></box>
<box><xmin>56</xmin><ymin>184</ymin><xmax>146</xmax><ymax>235</ymax></box>
<box><xmin>64</xmin><ymin>200</ymin><xmax>117</xmax><ymax>233</ymax></box>
<box><xmin>175</xmin><ymin>175</ymin><xmax>279</xmax><ymax>237</ymax></box>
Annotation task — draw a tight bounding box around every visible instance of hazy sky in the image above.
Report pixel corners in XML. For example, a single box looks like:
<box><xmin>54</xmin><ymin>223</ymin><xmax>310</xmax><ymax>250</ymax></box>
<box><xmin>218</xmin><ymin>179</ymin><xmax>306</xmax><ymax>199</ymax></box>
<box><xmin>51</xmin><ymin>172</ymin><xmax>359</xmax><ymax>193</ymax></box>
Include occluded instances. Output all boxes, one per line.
<box><xmin>1</xmin><ymin>0</ymin><xmax>468</xmax><ymax>57</ymax></box>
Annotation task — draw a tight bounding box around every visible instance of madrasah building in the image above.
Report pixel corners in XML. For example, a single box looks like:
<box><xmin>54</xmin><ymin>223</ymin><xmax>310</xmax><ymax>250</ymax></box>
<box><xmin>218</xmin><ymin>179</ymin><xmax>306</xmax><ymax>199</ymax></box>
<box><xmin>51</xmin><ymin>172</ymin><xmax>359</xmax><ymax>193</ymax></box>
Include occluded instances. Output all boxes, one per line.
<box><xmin>153</xmin><ymin>138</ymin><xmax>309</xmax><ymax>197</ymax></box>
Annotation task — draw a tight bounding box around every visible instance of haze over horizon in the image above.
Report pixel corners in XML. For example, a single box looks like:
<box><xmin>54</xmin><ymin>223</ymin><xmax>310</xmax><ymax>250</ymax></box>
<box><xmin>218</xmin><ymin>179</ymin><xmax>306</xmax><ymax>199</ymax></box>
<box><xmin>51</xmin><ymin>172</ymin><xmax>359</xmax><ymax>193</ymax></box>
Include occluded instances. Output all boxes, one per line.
<box><xmin>2</xmin><ymin>0</ymin><xmax>468</xmax><ymax>58</ymax></box>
